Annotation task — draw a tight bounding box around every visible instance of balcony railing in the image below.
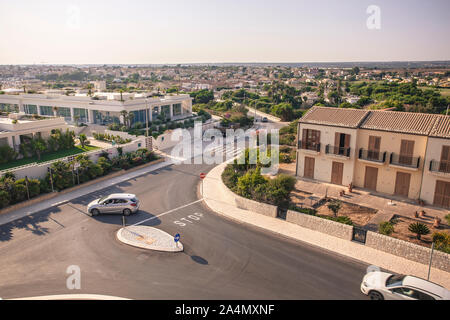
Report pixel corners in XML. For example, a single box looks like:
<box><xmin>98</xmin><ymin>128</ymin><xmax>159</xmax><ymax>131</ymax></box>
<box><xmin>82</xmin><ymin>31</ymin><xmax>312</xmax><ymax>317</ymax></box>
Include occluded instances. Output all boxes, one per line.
<box><xmin>325</xmin><ymin>145</ymin><xmax>350</xmax><ymax>157</ymax></box>
<box><xmin>429</xmin><ymin>160</ymin><xmax>450</xmax><ymax>173</ymax></box>
<box><xmin>389</xmin><ymin>153</ymin><xmax>420</xmax><ymax>169</ymax></box>
<box><xmin>298</xmin><ymin>141</ymin><xmax>321</xmax><ymax>152</ymax></box>
<box><xmin>358</xmin><ymin>149</ymin><xmax>387</xmax><ymax>163</ymax></box>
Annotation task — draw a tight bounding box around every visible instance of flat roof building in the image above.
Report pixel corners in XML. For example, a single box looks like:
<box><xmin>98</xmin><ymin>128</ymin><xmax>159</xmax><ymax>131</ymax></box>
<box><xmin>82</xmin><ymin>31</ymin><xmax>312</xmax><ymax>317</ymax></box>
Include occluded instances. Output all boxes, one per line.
<box><xmin>0</xmin><ymin>93</ymin><xmax>193</xmax><ymax>126</ymax></box>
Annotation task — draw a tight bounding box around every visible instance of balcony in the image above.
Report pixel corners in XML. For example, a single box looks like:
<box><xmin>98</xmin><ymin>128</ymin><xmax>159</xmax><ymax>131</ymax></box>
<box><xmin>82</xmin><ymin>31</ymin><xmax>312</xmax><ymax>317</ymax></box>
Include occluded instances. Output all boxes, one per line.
<box><xmin>298</xmin><ymin>141</ymin><xmax>321</xmax><ymax>153</ymax></box>
<box><xmin>389</xmin><ymin>153</ymin><xmax>420</xmax><ymax>169</ymax></box>
<box><xmin>358</xmin><ymin>149</ymin><xmax>387</xmax><ymax>163</ymax></box>
<box><xmin>429</xmin><ymin>160</ymin><xmax>450</xmax><ymax>174</ymax></box>
<box><xmin>325</xmin><ymin>145</ymin><xmax>350</xmax><ymax>157</ymax></box>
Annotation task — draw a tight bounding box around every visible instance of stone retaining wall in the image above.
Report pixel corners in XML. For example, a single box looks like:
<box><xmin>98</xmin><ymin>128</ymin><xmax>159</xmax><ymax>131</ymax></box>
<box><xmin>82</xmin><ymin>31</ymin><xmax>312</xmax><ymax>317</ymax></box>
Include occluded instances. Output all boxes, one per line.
<box><xmin>286</xmin><ymin>210</ymin><xmax>354</xmax><ymax>241</ymax></box>
<box><xmin>234</xmin><ymin>197</ymin><xmax>278</xmax><ymax>218</ymax></box>
<box><xmin>366</xmin><ymin>231</ymin><xmax>450</xmax><ymax>273</ymax></box>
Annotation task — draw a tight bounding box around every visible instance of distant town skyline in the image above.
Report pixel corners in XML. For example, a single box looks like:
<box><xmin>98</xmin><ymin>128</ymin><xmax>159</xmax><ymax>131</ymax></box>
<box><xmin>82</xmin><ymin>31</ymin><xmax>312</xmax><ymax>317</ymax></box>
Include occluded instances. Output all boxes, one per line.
<box><xmin>1</xmin><ymin>0</ymin><xmax>449</xmax><ymax>64</ymax></box>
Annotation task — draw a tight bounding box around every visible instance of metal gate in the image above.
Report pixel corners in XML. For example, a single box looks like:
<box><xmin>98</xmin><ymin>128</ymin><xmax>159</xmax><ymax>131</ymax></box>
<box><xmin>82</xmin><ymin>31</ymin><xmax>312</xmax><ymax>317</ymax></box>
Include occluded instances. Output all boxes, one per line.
<box><xmin>352</xmin><ymin>227</ymin><xmax>367</xmax><ymax>244</ymax></box>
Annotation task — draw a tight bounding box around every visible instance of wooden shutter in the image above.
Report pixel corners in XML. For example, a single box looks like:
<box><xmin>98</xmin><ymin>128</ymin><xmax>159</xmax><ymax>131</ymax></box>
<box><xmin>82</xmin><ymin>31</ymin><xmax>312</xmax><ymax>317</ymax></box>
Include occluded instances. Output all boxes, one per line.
<box><xmin>331</xmin><ymin>162</ymin><xmax>344</xmax><ymax>185</ymax></box>
<box><xmin>334</xmin><ymin>133</ymin><xmax>340</xmax><ymax>148</ymax></box>
<box><xmin>364</xmin><ymin>166</ymin><xmax>378</xmax><ymax>191</ymax></box>
<box><xmin>304</xmin><ymin>157</ymin><xmax>315</xmax><ymax>179</ymax></box>
<box><xmin>344</xmin><ymin>134</ymin><xmax>350</xmax><ymax>149</ymax></box>
<box><xmin>440</xmin><ymin>146</ymin><xmax>450</xmax><ymax>172</ymax></box>
<box><xmin>368</xmin><ymin>136</ymin><xmax>381</xmax><ymax>159</ymax></box>
<box><xmin>394</xmin><ymin>172</ymin><xmax>411</xmax><ymax>197</ymax></box>
<box><xmin>302</xmin><ymin>129</ymin><xmax>307</xmax><ymax>148</ymax></box>
<box><xmin>400</xmin><ymin>140</ymin><xmax>414</xmax><ymax>165</ymax></box>
<box><xmin>434</xmin><ymin>180</ymin><xmax>450</xmax><ymax>209</ymax></box>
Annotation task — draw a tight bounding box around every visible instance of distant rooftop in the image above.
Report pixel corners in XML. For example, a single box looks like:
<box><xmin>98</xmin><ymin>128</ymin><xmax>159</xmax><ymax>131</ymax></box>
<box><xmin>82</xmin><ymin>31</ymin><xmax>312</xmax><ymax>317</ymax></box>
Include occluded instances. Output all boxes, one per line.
<box><xmin>300</xmin><ymin>106</ymin><xmax>450</xmax><ymax>137</ymax></box>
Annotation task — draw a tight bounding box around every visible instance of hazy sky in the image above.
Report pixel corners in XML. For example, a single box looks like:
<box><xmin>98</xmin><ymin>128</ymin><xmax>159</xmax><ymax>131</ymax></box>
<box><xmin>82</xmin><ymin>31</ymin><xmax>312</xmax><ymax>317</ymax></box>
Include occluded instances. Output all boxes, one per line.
<box><xmin>0</xmin><ymin>0</ymin><xmax>449</xmax><ymax>64</ymax></box>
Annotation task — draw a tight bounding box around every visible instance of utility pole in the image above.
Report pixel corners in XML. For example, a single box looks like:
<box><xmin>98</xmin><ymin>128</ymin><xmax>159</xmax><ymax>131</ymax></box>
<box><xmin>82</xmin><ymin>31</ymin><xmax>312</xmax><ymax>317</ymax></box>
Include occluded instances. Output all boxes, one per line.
<box><xmin>427</xmin><ymin>242</ymin><xmax>435</xmax><ymax>281</ymax></box>
<box><xmin>48</xmin><ymin>167</ymin><xmax>54</xmax><ymax>192</ymax></box>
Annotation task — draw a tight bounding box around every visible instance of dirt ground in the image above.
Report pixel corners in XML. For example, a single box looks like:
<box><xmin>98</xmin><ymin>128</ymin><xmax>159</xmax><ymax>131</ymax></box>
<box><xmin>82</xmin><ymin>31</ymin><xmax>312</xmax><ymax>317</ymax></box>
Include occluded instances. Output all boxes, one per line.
<box><xmin>315</xmin><ymin>200</ymin><xmax>378</xmax><ymax>227</ymax></box>
<box><xmin>279</xmin><ymin>162</ymin><xmax>296</xmax><ymax>176</ymax></box>
<box><xmin>388</xmin><ymin>215</ymin><xmax>450</xmax><ymax>248</ymax></box>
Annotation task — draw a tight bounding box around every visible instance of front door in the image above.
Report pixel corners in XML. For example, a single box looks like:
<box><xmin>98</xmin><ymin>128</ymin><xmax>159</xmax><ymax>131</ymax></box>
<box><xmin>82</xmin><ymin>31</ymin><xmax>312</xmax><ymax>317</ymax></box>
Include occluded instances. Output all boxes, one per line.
<box><xmin>364</xmin><ymin>166</ymin><xmax>378</xmax><ymax>191</ymax></box>
<box><xmin>304</xmin><ymin>157</ymin><xmax>315</xmax><ymax>179</ymax></box>
<box><xmin>433</xmin><ymin>180</ymin><xmax>450</xmax><ymax>209</ymax></box>
<box><xmin>331</xmin><ymin>161</ymin><xmax>344</xmax><ymax>185</ymax></box>
<box><xmin>394</xmin><ymin>172</ymin><xmax>411</xmax><ymax>197</ymax></box>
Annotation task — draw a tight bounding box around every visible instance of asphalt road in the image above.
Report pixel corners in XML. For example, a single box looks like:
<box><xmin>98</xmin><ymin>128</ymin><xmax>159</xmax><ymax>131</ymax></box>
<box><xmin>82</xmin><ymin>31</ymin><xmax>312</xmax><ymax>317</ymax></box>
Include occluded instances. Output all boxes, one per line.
<box><xmin>0</xmin><ymin>121</ymin><xmax>369</xmax><ymax>300</ymax></box>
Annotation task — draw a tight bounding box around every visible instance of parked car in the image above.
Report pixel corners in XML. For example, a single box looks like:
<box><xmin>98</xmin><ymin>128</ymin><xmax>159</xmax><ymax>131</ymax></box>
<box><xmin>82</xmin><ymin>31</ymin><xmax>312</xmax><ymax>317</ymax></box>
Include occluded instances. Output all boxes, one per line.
<box><xmin>361</xmin><ymin>271</ymin><xmax>450</xmax><ymax>300</ymax></box>
<box><xmin>87</xmin><ymin>193</ymin><xmax>140</xmax><ymax>216</ymax></box>
<box><xmin>261</xmin><ymin>117</ymin><xmax>268</xmax><ymax>123</ymax></box>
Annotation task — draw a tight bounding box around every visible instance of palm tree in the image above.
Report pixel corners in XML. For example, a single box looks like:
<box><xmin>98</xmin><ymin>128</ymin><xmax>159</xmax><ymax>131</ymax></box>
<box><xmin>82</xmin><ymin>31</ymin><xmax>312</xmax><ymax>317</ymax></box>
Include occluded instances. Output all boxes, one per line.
<box><xmin>120</xmin><ymin>110</ymin><xmax>128</xmax><ymax>128</ymax></box>
<box><xmin>408</xmin><ymin>222</ymin><xmax>430</xmax><ymax>241</ymax></box>
<box><xmin>78</xmin><ymin>134</ymin><xmax>88</xmax><ymax>148</ymax></box>
<box><xmin>74</xmin><ymin>115</ymin><xmax>80</xmax><ymax>127</ymax></box>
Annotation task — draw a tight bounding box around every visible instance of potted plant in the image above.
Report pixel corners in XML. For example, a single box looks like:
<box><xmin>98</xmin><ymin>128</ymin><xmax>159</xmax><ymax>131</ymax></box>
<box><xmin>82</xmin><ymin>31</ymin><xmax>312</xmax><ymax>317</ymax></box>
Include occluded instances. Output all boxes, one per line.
<box><xmin>348</xmin><ymin>182</ymin><xmax>353</xmax><ymax>193</ymax></box>
<box><xmin>419</xmin><ymin>210</ymin><xmax>426</xmax><ymax>218</ymax></box>
<box><xmin>433</xmin><ymin>217</ymin><xmax>441</xmax><ymax>228</ymax></box>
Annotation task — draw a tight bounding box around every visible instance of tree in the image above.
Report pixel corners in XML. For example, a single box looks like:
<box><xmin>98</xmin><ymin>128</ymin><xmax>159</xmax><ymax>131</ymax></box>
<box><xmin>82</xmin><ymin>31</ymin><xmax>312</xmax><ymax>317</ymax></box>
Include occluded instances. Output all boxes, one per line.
<box><xmin>79</xmin><ymin>134</ymin><xmax>88</xmax><ymax>148</ymax></box>
<box><xmin>74</xmin><ymin>115</ymin><xmax>80</xmax><ymax>127</ymax></box>
<box><xmin>327</xmin><ymin>200</ymin><xmax>342</xmax><ymax>217</ymax></box>
<box><xmin>271</xmin><ymin>103</ymin><xmax>294</xmax><ymax>121</ymax></box>
<box><xmin>0</xmin><ymin>145</ymin><xmax>17</xmax><ymax>164</ymax></box>
<box><xmin>408</xmin><ymin>222</ymin><xmax>430</xmax><ymax>240</ymax></box>
<box><xmin>31</xmin><ymin>139</ymin><xmax>47</xmax><ymax>160</ymax></box>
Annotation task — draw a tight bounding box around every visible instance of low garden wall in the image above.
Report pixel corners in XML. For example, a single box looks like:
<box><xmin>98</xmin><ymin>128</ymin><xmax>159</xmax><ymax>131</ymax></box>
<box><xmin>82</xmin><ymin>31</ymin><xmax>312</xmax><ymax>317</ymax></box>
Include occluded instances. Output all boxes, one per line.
<box><xmin>0</xmin><ymin>158</ymin><xmax>165</xmax><ymax>216</ymax></box>
<box><xmin>235</xmin><ymin>196</ymin><xmax>278</xmax><ymax>218</ymax></box>
<box><xmin>286</xmin><ymin>210</ymin><xmax>353</xmax><ymax>241</ymax></box>
<box><xmin>366</xmin><ymin>231</ymin><xmax>450</xmax><ymax>273</ymax></box>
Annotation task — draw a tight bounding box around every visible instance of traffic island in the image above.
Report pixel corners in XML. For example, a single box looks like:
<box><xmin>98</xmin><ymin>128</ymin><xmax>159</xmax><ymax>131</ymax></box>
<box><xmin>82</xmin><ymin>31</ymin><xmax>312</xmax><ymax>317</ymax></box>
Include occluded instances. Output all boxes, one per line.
<box><xmin>116</xmin><ymin>226</ymin><xmax>183</xmax><ymax>252</ymax></box>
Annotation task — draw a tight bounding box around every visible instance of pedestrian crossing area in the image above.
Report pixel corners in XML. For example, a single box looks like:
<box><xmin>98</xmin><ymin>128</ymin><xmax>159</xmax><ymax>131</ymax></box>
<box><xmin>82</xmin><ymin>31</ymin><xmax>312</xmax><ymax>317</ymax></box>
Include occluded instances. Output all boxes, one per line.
<box><xmin>166</xmin><ymin>142</ymin><xmax>245</xmax><ymax>163</ymax></box>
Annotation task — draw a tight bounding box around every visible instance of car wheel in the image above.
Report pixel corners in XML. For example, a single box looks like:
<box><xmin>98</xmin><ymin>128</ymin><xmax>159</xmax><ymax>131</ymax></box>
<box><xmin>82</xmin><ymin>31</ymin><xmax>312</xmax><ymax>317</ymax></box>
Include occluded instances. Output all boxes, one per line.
<box><xmin>91</xmin><ymin>209</ymin><xmax>100</xmax><ymax>216</ymax></box>
<box><xmin>123</xmin><ymin>209</ymin><xmax>132</xmax><ymax>216</ymax></box>
<box><xmin>369</xmin><ymin>291</ymin><xmax>384</xmax><ymax>300</ymax></box>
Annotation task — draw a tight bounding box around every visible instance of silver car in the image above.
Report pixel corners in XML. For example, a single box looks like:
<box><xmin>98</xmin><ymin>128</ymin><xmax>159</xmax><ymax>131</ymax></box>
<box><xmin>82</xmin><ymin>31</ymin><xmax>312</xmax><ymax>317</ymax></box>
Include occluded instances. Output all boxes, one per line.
<box><xmin>361</xmin><ymin>271</ymin><xmax>450</xmax><ymax>300</ymax></box>
<box><xmin>87</xmin><ymin>193</ymin><xmax>140</xmax><ymax>216</ymax></box>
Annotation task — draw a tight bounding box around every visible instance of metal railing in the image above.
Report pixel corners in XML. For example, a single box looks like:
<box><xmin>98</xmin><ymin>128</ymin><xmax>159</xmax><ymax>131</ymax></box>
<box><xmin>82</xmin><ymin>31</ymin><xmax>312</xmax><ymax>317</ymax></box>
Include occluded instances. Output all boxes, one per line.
<box><xmin>358</xmin><ymin>149</ymin><xmax>387</xmax><ymax>163</ymax></box>
<box><xmin>389</xmin><ymin>153</ymin><xmax>420</xmax><ymax>169</ymax></box>
<box><xmin>298</xmin><ymin>141</ymin><xmax>321</xmax><ymax>152</ymax></box>
<box><xmin>429</xmin><ymin>160</ymin><xmax>450</xmax><ymax>173</ymax></box>
<box><xmin>325</xmin><ymin>145</ymin><xmax>350</xmax><ymax>157</ymax></box>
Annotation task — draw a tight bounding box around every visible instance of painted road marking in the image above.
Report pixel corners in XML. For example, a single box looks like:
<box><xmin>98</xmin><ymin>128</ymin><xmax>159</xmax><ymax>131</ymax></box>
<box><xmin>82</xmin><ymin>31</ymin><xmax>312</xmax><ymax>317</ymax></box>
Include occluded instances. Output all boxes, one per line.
<box><xmin>173</xmin><ymin>212</ymin><xmax>204</xmax><ymax>227</ymax></box>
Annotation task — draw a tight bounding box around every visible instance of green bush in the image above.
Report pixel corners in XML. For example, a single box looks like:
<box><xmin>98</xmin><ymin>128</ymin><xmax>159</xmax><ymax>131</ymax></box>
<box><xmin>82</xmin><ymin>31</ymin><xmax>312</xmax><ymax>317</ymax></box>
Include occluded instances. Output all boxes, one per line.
<box><xmin>322</xmin><ymin>215</ymin><xmax>353</xmax><ymax>226</ymax></box>
<box><xmin>408</xmin><ymin>222</ymin><xmax>430</xmax><ymax>240</ymax></box>
<box><xmin>432</xmin><ymin>232</ymin><xmax>450</xmax><ymax>254</ymax></box>
<box><xmin>289</xmin><ymin>205</ymin><xmax>316</xmax><ymax>215</ymax></box>
<box><xmin>379</xmin><ymin>221</ymin><xmax>395</xmax><ymax>236</ymax></box>
<box><xmin>0</xmin><ymin>190</ymin><xmax>10</xmax><ymax>208</ymax></box>
<box><xmin>445</xmin><ymin>214</ymin><xmax>450</xmax><ymax>225</ymax></box>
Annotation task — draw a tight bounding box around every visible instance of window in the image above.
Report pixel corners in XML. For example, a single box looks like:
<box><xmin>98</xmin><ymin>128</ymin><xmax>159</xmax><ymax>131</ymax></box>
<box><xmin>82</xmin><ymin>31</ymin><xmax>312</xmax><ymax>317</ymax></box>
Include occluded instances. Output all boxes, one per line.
<box><xmin>56</xmin><ymin>107</ymin><xmax>71</xmax><ymax>120</ymax></box>
<box><xmin>173</xmin><ymin>103</ymin><xmax>182</xmax><ymax>116</ymax></box>
<box><xmin>301</xmin><ymin>129</ymin><xmax>320</xmax><ymax>151</ymax></box>
<box><xmin>24</xmin><ymin>104</ymin><xmax>38</xmax><ymax>115</ymax></box>
<box><xmin>386</xmin><ymin>274</ymin><xmax>405</xmax><ymax>287</ymax></box>
<box><xmin>40</xmin><ymin>105</ymin><xmax>54</xmax><ymax>116</ymax></box>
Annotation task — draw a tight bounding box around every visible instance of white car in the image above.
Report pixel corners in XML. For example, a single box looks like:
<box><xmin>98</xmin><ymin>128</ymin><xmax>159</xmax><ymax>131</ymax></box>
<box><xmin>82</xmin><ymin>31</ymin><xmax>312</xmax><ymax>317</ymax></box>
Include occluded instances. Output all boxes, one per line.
<box><xmin>361</xmin><ymin>271</ymin><xmax>450</xmax><ymax>300</ymax></box>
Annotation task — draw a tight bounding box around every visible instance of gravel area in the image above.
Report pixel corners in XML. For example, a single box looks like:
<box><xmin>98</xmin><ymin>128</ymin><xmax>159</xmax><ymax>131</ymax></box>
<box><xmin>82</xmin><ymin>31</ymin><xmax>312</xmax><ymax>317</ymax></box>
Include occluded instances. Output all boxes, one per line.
<box><xmin>117</xmin><ymin>226</ymin><xmax>183</xmax><ymax>252</ymax></box>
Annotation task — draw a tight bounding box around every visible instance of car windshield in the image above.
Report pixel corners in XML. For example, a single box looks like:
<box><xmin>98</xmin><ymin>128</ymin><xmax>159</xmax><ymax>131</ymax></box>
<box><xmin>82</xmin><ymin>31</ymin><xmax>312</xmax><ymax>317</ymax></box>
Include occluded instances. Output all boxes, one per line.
<box><xmin>130</xmin><ymin>197</ymin><xmax>138</xmax><ymax>203</ymax></box>
<box><xmin>98</xmin><ymin>196</ymin><xmax>108</xmax><ymax>203</ymax></box>
<box><xmin>386</xmin><ymin>274</ymin><xmax>406</xmax><ymax>287</ymax></box>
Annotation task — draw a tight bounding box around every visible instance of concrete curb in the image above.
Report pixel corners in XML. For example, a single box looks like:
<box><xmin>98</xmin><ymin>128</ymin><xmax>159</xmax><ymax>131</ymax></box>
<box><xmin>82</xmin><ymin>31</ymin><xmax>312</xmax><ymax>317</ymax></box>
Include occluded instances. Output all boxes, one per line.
<box><xmin>116</xmin><ymin>226</ymin><xmax>183</xmax><ymax>252</ymax></box>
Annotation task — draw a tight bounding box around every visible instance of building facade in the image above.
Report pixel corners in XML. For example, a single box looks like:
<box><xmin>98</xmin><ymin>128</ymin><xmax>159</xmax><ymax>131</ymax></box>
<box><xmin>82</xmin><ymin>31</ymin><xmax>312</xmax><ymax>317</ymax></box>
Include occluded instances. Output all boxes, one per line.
<box><xmin>296</xmin><ymin>107</ymin><xmax>450</xmax><ymax>209</ymax></box>
<box><xmin>0</xmin><ymin>93</ymin><xmax>193</xmax><ymax>126</ymax></box>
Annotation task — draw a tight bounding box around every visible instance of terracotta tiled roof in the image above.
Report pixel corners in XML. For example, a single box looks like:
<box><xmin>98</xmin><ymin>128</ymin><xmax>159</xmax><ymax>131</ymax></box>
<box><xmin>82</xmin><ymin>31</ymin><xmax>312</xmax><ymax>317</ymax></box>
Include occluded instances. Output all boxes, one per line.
<box><xmin>299</xmin><ymin>106</ymin><xmax>370</xmax><ymax>128</ymax></box>
<box><xmin>360</xmin><ymin>110</ymin><xmax>440</xmax><ymax>135</ymax></box>
<box><xmin>429</xmin><ymin>115</ymin><xmax>450</xmax><ymax>138</ymax></box>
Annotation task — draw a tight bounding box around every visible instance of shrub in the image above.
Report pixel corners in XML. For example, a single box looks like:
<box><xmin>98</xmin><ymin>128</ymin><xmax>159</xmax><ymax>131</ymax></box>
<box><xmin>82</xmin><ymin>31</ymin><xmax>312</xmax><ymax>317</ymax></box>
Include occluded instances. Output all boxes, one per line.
<box><xmin>0</xmin><ymin>190</ymin><xmax>10</xmax><ymax>208</ymax></box>
<box><xmin>288</xmin><ymin>205</ymin><xmax>316</xmax><ymax>215</ymax></box>
<box><xmin>432</xmin><ymin>232</ymin><xmax>450</xmax><ymax>254</ymax></box>
<box><xmin>445</xmin><ymin>214</ymin><xmax>450</xmax><ymax>225</ymax></box>
<box><xmin>0</xmin><ymin>145</ymin><xmax>18</xmax><ymax>164</ymax></box>
<box><xmin>379</xmin><ymin>221</ymin><xmax>395</xmax><ymax>236</ymax></box>
<box><xmin>408</xmin><ymin>222</ymin><xmax>430</xmax><ymax>240</ymax></box>
<box><xmin>322</xmin><ymin>215</ymin><xmax>353</xmax><ymax>226</ymax></box>
<box><xmin>327</xmin><ymin>200</ymin><xmax>342</xmax><ymax>217</ymax></box>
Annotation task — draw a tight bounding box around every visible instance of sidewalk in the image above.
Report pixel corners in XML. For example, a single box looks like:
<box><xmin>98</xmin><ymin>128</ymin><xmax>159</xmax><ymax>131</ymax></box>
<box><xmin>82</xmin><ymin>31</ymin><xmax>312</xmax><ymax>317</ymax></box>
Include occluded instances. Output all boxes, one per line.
<box><xmin>0</xmin><ymin>158</ymin><xmax>172</xmax><ymax>226</ymax></box>
<box><xmin>202</xmin><ymin>162</ymin><xmax>450</xmax><ymax>288</ymax></box>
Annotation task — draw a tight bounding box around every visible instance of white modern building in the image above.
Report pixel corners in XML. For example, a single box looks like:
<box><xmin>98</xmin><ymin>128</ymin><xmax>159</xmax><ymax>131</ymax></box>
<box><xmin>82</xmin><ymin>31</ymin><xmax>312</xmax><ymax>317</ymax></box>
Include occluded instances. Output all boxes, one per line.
<box><xmin>0</xmin><ymin>113</ymin><xmax>69</xmax><ymax>151</ymax></box>
<box><xmin>0</xmin><ymin>93</ymin><xmax>193</xmax><ymax>126</ymax></box>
